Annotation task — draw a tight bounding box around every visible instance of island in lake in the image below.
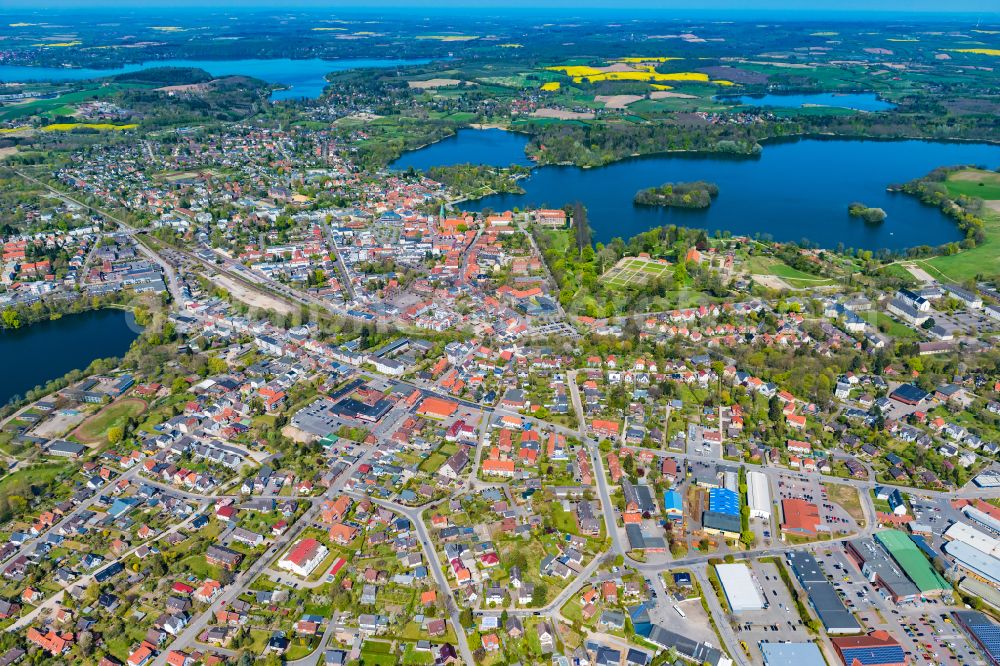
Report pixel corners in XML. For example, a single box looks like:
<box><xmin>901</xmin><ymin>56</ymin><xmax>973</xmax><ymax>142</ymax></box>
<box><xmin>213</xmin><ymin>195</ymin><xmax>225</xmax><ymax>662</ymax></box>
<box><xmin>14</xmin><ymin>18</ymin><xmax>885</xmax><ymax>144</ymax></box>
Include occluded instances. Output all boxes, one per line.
<box><xmin>848</xmin><ymin>201</ymin><xmax>888</xmax><ymax>223</ymax></box>
<box><xmin>634</xmin><ymin>181</ymin><xmax>720</xmax><ymax>209</ymax></box>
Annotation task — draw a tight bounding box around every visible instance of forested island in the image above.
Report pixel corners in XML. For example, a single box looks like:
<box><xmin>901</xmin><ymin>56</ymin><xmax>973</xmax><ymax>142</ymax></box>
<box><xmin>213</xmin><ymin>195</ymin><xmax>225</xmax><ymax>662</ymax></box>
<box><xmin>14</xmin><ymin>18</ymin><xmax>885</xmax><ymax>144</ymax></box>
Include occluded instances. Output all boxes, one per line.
<box><xmin>847</xmin><ymin>202</ymin><xmax>887</xmax><ymax>223</ymax></box>
<box><xmin>634</xmin><ymin>181</ymin><xmax>719</xmax><ymax>209</ymax></box>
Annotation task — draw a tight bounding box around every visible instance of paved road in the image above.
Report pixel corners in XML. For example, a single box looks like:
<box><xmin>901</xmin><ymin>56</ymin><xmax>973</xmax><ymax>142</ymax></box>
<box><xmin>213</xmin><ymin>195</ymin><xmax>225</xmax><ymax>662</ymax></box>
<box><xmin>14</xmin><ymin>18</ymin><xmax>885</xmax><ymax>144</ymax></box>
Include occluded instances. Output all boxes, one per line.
<box><xmin>151</xmin><ymin>448</ymin><xmax>377</xmax><ymax>666</ymax></box>
<box><xmin>349</xmin><ymin>492</ymin><xmax>476</xmax><ymax>666</ymax></box>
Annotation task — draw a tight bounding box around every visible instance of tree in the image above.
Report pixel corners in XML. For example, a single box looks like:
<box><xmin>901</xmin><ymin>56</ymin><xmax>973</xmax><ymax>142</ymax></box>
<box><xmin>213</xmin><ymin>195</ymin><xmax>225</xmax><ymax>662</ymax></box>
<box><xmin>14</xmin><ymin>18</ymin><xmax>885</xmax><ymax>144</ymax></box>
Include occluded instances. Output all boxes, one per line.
<box><xmin>1</xmin><ymin>308</ymin><xmax>20</xmax><ymax>329</ymax></box>
<box><xmin>768</xmin><ymin>395</ymin><xmax>782</xmax><ymax>423</ymax></box>
<box><xmin>206</xmin><ymin>356</ymin><xmax>228</xmax><ymax>374</ymax></box>
<box><xmin>107</xmin><ymin>426</ymin><xmax>125</xmax><ymax>444</ymax></box>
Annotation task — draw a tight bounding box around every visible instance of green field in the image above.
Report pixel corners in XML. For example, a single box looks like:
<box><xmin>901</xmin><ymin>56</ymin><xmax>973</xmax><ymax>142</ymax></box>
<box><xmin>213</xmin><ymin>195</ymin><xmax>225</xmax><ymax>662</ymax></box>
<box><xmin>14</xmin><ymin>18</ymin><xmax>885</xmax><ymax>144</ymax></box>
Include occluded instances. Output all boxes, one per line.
<box><xmin>944</xmin><ymin>169</ymin><xmax>1000</xmax><ymax>200</ymax></box>
<box><xmin>920</xmin><ymin>169</ymin><xmax>1000</xmax><ymax>281</ymax></box>
<box><xmin>73</xmin><ymin>398</ymin><xmax>147</xmax><ymax>445</ymax></box>
<box><xmin>0</xmin><ymin>84</ymin><xmax>149</xmax><ymax>122</ymax></box>
<box><xmin>746</xmin><ymin>255</ymin><xmax>836</xmax><ymax>288</ymax></box>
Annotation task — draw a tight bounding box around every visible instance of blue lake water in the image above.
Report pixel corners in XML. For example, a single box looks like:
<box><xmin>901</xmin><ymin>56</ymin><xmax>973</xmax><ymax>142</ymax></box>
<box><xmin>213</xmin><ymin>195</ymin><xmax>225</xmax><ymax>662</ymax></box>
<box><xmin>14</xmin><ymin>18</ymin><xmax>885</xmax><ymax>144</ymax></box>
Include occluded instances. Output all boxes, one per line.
<box><xmin>718</xmin><ymin>92</ymin><xmax>896</xmax><ymax>111</ymax></box>
<box><xmin>393</xmin><ymin>129</ymin><xmax>1000</xmax><ymax>250</ymax></box>
<box><xmin>0</xmin><ymin>309</ymin><xmax>141</xmax><ymax>406</ymax></box>
<box><xmin>0</xmin><ymin>58</ymin><xmax>430</xmax><ymax>100</ymax></box>
<box><xmin>392</xmin><ymin>128</ymin><xmax>534</xmax><ymax>170</ymax></box>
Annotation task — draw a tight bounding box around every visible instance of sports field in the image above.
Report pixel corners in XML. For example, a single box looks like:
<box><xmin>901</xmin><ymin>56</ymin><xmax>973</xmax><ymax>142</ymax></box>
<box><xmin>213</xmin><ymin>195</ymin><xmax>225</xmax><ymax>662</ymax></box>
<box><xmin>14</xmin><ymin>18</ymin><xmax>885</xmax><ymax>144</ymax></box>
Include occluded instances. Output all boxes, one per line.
<box><xmin>603</xmin><ymin>256</ymin><xmax>672</xmax><ymax>289</ymax></box>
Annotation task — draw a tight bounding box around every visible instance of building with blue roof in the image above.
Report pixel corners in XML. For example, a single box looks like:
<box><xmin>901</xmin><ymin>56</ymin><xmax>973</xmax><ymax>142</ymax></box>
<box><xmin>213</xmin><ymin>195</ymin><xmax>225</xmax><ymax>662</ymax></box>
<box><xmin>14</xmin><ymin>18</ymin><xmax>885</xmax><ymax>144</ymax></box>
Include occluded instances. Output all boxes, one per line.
<box><xmin>709</xmin><ymin>487</ymin><xmax>739</xmax><ymax>516</ymax></box>
<box><xmin>628</xmin><ymin>604</ymin><xmax>652</xmax><ymax>637</ymax></box>
<box><xmin>662</xmin><ymin>490</ymin><xmax>683</xmax><ymax>519</ymax></box>
<box><xmin>953</xmin><ymin>611</ymin><xmax>1000</xmax><ymax>666</ymax></box>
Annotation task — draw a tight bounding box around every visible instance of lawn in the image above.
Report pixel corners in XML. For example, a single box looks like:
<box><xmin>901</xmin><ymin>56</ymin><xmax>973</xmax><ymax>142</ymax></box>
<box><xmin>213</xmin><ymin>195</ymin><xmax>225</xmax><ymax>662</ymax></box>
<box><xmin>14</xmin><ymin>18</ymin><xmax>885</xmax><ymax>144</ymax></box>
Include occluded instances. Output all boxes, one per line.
<box><xmin>548</xmin><ymin>502</ymin><xmax>580</xmax><ymax>535</ymax></box>
<box><xmin>73</xmin><ymin>397</ymin><xmax>147</xmax><ymax>445</ymax></box>
<box><xmin>361</xmin><ymin>640</ymin><xmax>397</xmax><ymax>666</ymax></box>
<box><xmin>878</xmin><ymin>263</ymin><xmax>918</xmax><ymax>285</ymax></box>
<box><xmin>867</xmin><ymin>311</ymin><xmax>920</xmax><ymax>340</ymax></box>
<box><xmin>419</xmin><ymin>451</ymin><xmax>448</xmax><ymax>473</ymax></box>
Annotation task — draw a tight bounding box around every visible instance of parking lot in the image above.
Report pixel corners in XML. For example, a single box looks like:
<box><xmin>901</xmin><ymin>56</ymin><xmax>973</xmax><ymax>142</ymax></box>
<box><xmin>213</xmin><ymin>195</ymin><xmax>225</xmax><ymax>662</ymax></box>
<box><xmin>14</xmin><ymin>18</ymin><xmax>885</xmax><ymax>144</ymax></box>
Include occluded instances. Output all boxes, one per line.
<box><xmin>687</xmin><ymin>424</ymin><xmax>721</xmax><ymax>459</ymax></box>
<box><xmin>894</xmin><ymin>610</ymin><xmax>987</xmax><ymax>666</ymax></box>
<box><xmin>728</xmin><ymin>560</ymin><xmax>810</xmax><ymax>664</ymax></box>
<box><xmin>909</xmin><ymin>496</ymin><xmax>965</xmax><ymax>538</ymax></box>
<box><xmin>811</xmin><ymin>546</ymin><xmax>986</xmax><ymax>666</ymax></box>
<box><xmin>929</xmin><ymin>305</ymin><xmax>1000</xmax><ymax>338</ymax></box>
<box><xmin>775</xmin><ymin>473</ymin><xmax>859</xmax><ymax>534</ymax></box>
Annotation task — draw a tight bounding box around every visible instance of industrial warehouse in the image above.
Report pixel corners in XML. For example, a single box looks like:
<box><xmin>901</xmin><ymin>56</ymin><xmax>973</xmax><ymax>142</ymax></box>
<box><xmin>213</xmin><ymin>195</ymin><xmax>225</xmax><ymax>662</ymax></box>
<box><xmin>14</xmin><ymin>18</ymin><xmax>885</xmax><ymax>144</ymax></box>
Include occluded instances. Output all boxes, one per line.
<box><xmin>715</xmin><ymin>563</ymin><xmax>766</xmax><ymax>613</ymax></box>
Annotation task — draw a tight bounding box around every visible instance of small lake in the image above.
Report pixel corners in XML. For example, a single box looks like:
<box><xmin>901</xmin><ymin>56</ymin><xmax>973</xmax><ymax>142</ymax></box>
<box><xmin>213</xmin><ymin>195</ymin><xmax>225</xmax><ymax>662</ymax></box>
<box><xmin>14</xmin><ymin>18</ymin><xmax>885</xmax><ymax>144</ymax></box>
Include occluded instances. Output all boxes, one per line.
<box><xmin>392</xmin><ymin>128</ymin><xmax>534</xmax><ymax>171</ymax></box>
<box><xmin>0</xmin><ymin>58</ymin><xmax>431</xmax><ymax>100</ymax></box>
<box><xmin>0</xmin><ymin>308</ymin><xmax>141</xmax><ymax>406</ymax></box>
<box><xmin>718</xmin><ymin>92</ymin><xmax>896</xmax><ymax>112</ymax></box>
<box><xmin>394</xmin><ymin>129</ymin><xmax>1000</xmax><ymax>250</ymax></box>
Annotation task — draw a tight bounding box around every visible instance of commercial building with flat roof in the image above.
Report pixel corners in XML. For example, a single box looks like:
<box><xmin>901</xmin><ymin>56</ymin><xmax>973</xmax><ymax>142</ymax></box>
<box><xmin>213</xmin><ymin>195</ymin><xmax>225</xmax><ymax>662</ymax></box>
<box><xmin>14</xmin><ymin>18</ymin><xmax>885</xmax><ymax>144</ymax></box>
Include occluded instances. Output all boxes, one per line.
<box><xmin>944</xmin><ymin>521</ymin><xmax>1000</xmax><ymax>558</ymax></box>
<box><xmin>785</xmin><ymin>551</ymin><xmax>861</xmax><ymax>634</ymax></box>
<box><xmin>964</xmin><ymin>505</ymin><xmax>1000</xmax><ymax>534</ymax></box>
<box><xmin>874</xmin><ymin>529</ymin><xmax>950</xmax><ymax>597</ymax></box>
<box><xmin>952</xmin><ymin>611</ymin><xmax>1000</xmax><ymax>666</ymax></box>
<box><xmin>760</xmin><ymin>642</ymin><xmax>826</xmax><ymax>666</ymax></box>
<box><xmin>846</xmin><ymin>538</ymin><xmax>921</xmax><ymax>604</ymax></box>
<box><xmin>746</xmin><ymin>471</ymin><xmax>771</xmax><ymax>520</ymax></box>
<box><xmin>959</xmin><ymin>577</ymin><xmax>1000</xmax><ymax>611</ymax></box>
<box><xmin>944</xmin><ymin>540</ymin><xmax>1000</xmax><ymax>586</ymax></box>
<box><xmin>715</xmin><ymin>563</ymin><xmax>765</xmax><ymax>613</ymax></box>
<box><xmin>702</xmin><ymin>511</ymin><xmax>741</xmax><ymax>537</ymax></box>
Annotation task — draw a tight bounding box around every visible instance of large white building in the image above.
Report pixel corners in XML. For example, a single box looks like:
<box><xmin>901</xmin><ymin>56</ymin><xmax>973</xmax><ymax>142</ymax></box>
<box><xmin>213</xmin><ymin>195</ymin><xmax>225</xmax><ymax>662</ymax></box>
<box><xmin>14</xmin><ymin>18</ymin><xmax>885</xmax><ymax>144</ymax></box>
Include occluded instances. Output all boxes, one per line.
<box><xmin>279</xmin><ymin>538</ymin><xmax>329</xmax><ymax>578</ymax></box>
<box><xmin>716</xmin><ymin>563</ymin><xmax>766</xmax><ymax>613</ymax></box>
<box><xmin>747</xmin><ymin>471</ymin><xmax>772</xmax><ymax>520</ymax></box>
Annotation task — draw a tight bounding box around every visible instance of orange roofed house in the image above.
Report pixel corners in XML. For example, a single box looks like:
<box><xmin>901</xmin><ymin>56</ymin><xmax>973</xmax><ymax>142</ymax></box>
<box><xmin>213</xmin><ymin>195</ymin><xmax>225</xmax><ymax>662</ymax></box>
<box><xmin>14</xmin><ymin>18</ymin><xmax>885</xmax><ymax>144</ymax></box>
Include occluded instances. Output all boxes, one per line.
<box><xmin>417</xmin><ymin>397</ymin><xmax>459</xmax><ymax>419</ymax></box>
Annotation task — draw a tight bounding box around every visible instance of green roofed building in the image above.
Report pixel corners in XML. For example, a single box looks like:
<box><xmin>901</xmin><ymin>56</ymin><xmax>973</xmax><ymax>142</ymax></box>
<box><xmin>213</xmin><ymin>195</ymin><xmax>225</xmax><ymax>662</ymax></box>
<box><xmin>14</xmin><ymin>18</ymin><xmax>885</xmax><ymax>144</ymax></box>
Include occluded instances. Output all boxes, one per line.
<box><xmin>874</xmin><ymin>529</ymin><xmax>951</xmax><ymax>597</ymax></box>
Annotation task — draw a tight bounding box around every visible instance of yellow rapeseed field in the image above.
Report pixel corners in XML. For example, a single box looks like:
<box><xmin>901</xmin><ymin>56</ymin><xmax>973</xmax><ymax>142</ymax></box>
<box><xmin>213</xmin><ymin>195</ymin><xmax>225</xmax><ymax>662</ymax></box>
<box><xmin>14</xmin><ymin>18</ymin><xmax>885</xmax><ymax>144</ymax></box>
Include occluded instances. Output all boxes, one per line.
<box><xmin>32</xmin><ymin>41</ymin><xmax>81</xmax><ymax>47</ymax></box>
<box><xmin>546</xmin><ymin>63</ymin><xmax>730</xmax><ymax>85</ymax></box>
<box><xmin>540</xmin><ymin>82</ymin><xmax>561</xmax><ymax>91</ymax></box>
<box><xmin>41</xmin><ymin>123</ymin><xmax>138</xmax><ymax>132</ymax></box>
<box><xmin>952</xmin><ymin>48</ymin><xmax>1000</xmax><ymax>56</ymax></box>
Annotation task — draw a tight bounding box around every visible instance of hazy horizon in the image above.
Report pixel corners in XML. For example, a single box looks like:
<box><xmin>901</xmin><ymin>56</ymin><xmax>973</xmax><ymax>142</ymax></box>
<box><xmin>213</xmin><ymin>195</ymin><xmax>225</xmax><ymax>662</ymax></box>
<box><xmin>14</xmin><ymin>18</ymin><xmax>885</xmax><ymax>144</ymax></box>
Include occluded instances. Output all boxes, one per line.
<box><xmin>2</xmin><ymin>0</ymin><xmax>999</xmax><ymax>15</ymax></box>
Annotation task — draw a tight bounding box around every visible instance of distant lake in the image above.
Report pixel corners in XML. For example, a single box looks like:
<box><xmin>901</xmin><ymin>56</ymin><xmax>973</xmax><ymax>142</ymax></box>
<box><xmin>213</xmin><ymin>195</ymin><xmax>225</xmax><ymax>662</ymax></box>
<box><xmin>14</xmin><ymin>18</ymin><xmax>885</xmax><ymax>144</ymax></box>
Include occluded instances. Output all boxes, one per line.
<box><xmin>718</xmin><ymin>92</ymin><xmax>896</xmax><ymax>111</ymax></box>
<box><xmin>0</xmin><ymin>309</ymin><xmax>141</xmax><ymax>406</ymax></box>
<box><xmin>0</xmin><ymin>58</ymin><xmax>431</xmax><ymax>100</ymax></box>
<box><xmin>394</xmin><ymin>129</ymin><xmax>1000</xmax><ymax>250</ymax></box>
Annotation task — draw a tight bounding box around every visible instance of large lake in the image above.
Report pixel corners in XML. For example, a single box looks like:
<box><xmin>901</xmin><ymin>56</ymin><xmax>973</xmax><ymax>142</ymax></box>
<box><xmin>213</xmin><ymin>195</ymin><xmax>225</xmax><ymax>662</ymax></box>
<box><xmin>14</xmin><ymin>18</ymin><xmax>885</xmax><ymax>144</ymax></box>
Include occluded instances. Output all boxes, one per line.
<box><xmin>0</xmin><ymin>58</ymin><xmax>430</xmax><ymax>100</ymax></box>
<box><xmin>718</xmin><ymin>92</ymin><xmax>896</xmax><ymax>112</ymax></box>
<box><xmin>393</xmin><ymin>129</ymin><xmax>1000</xmax><ymax>250</ymax></box>
<box><xmin>0</xmin><ymin>308</ymin><xmax>140</xmax><ymax>406</ymax></box>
